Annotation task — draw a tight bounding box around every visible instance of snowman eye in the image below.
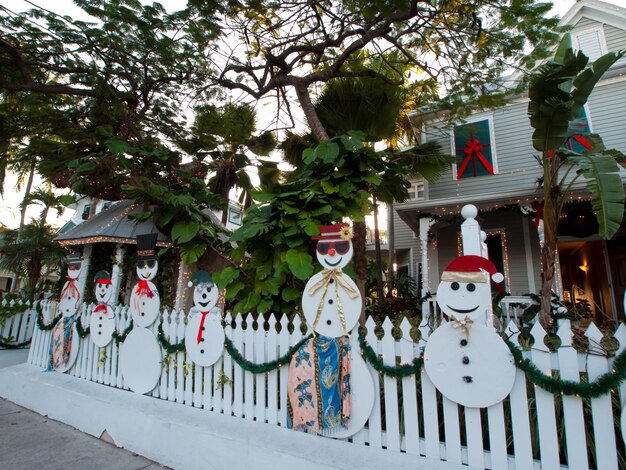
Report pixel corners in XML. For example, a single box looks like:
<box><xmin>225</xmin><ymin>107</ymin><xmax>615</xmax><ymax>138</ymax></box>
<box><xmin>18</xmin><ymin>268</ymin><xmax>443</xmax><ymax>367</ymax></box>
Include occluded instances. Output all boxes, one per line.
<box><xmin>451</xmin><ymin>282</ymin><xmax>460</xmax><ymax>291</ymax></box>
<box><xmin>466</xmin><ymin>283</ymin><xmax>476</xmax><ymax>292</ymax></box>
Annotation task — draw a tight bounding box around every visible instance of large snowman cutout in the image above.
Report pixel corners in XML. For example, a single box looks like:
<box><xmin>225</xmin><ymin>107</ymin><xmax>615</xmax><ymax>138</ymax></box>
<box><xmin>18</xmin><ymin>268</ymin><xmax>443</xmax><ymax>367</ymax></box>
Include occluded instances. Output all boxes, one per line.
<box><xmin>288</xmin><ymin>224</ymin><xmax>375</xmax><ymax>438</ymax></box>
<box><xmin>90</xmin><ymin>270</ymin><xmax>116</xmax><ymax>347</ymax></box>
<box><xmin>424</xmin><ymin>254</ymin><xmax>516</xmax><ymax>408</ymax></box>
<box><xmin>184</xmin><ymin>271</ymin><xmax>224</xmax><ymax>367</ymax></box>
<box><xmin>120</xmin><ymin>234</ymin><xmax>162</xmax><ymax>394</ymax></box>
<box><xmin>50</xmin><ymin>253</ymin><xmax>82</xmax><ymax>372</ymax></box>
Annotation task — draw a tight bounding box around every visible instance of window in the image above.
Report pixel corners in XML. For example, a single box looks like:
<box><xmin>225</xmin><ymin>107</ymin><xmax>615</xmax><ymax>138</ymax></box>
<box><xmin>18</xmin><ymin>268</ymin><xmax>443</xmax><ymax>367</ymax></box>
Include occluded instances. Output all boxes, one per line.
<box><xmin>228</xmin><ymin>207</ymin><xmax>243</xmax><ymax>226</ymax></box>
<box><xmin>452</xmin><ymin>117</ymin><xmax>497</xmax><ymax>180</ymax></box>
<box><xmin>410</xmin><ymin>178</ymin><xmax>426</xmax><ymax>200</ymax></box>
<box><xmin>572</xmin><ymin>26</ymin><xmax>607</xmax><ymax>62</ymax></box>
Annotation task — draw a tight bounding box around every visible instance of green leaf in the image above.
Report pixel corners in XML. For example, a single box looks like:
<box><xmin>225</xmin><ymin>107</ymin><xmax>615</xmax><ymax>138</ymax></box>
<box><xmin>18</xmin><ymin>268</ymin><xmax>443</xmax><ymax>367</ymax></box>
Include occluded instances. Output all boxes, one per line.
<box><xmin>128</xmin><ymin>211</ymin><xmax>152</xmax><ymax>222</ymax></box>
<box><xmin>171</xmin><ymin>221</ymin><xmax>200</xmax><ymax>244</ymax></box>
<box><xmin>568</xmin><ymin>154</ymin><xmax>625</xmax><ymax>239</ymax></box>
<box><xmin>213</xmin><ymin>267</ymin><xmax>240</xmax><ymax>289</ymax></box>
<box><xmin>282</xmin><ymin>287</ymin><xmax>301</xmax><ymax>302</ymax></box>
<box><xmin>285</xmin><ymin>249</ymin><xmax>313</xmax><ymax>280</ymax></box>
<box><xmin>179</xmin><ymin>242</ymin><xmax>207</xmax><ymax>265</ymax></box>
<box><xmin>225</xmin><ymin>281</ymin><xmax>245</xmax><ymax>300</ymax></box>
<box><xmin>106</xmin><ymin>137</ymin><xmax>134</xmax><ymax>155</ymax></box>
<box><xmin>261</xmin><ymin>277</ymin><xmax>280</xmax><ymax>296</ymax></box>
<box><xmin>257</xmin><ymin>298</ymin><xmax>273</xmax><ymax>314</ymax></box>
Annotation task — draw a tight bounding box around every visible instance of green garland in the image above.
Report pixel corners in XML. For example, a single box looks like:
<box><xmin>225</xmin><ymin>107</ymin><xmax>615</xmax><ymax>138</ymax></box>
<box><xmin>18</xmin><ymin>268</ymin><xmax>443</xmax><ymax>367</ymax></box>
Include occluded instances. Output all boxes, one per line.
<box><xmin>112</xmin><ymin>320</ymin><xmax>133</xmax><ymax>345</ymax></box>
<box><xmin>506</xmin><ymin>340</ymin><xmax>626</xmax><ymax>399</ymax></box>
<box><xmin>224</xmin><ymin>334</ymin><xmax>313</xmax><ymax>374</ymax></box>
<box><xmin>0</xmin><ymin>301</ymin><xmax>29</xmax><ymax>321</ymax></box>
<box><xmin>35</xmin><ymin>302</ymin><xmax>61</xmax><ymax>331</ymax></box>
<box><xmin>0</xmin><ymin>337</ymin><xmax>31</xmax><ymax>349</ymax></box>
<box><xmin>157</xmin><ymin>321</ymin><xmax>185</xmax><ymax>354</ymax></box>
<box><xmin>358</xmin><ymin>330</ymin><xmax>424</xmax><ymax>378</ymax></box>
<box><xmin>75</xmin><ymin>318</ymin><xmax>90</xmax><ymax>338</ymax></box>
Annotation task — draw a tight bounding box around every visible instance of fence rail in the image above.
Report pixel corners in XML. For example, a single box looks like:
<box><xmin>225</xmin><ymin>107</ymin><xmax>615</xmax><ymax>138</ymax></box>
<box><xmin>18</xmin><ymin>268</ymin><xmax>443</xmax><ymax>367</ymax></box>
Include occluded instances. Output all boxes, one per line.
<box><xmin>0</xmin><ymin>299</ymin><xmax>36</xmax><ymax>347</ymax></box>
<box><xmin>25</xmin><ymin>299</ymin><xmax>626</xmax><ymax>470</ymax></box>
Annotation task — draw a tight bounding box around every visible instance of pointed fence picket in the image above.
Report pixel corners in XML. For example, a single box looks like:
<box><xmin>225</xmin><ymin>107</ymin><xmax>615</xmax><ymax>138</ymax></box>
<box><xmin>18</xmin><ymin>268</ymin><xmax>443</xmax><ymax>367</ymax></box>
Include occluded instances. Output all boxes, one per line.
<box><xmin>19</xmin><ymin>299</ymin><xmax>626</xmax><ymax>470</ymax></box>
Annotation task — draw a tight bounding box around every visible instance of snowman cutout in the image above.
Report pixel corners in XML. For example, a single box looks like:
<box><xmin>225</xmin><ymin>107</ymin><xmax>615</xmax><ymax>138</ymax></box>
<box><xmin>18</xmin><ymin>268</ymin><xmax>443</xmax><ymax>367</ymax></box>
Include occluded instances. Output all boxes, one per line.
<box><xmin>90</xmin><ymin>270</ymin><xmax>116</xmax><ymax>348</ymax></box>
<box><xmin>184</xmin><ymin>271</ymin><xmax>224</xmax><ymax>367</ymax></box>
<box><xmin>49</xmin><ymin>253</ymin><xmax>82</xmax><ymax>372</ymax></box>
<box><xmin>424</xmin><ymin>255</ymin><xmax>516</xmax><ymax>408</ymax></box>
<box><xmin>288</xmin><ymin>224</ymin><xmax>375</xmax><ymax>438</ymax></box>
<box><xmin>119</xmin><ymin>233</ymin><xmax>163</xmax><ymax>394</ymax></box>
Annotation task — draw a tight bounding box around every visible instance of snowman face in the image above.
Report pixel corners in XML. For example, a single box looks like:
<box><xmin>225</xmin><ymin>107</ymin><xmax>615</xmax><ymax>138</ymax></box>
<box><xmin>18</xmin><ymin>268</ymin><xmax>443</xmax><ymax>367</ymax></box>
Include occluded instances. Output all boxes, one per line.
<box><xmin>67</xmin><ymin>263</ymin><xmax>82</xmax><ymax>280</ymax></box>
<box><xmin>193</xmin><ymin>283</ymin><xmax>218</xmax><ymax>311</ymax></box>
<box><xmin>315</xmin><ymin>239</ymin><xmax>353</xmax><ymax>270</ymax></box>
<box><xmin>136</xmin><ymin>259</ymin><xmax>158</xmax><ymax>281</ymax></box>
<box><xmin>95</xmin><ymin>281</ymin><xmax>113</xmax><ymax>304</ymax></box>
<box><xmin>437</xmin><ymin>278</ymin><xmax>491</xmax><ymax>321</ymax></box>
<box><xmin>59</xmin><ymin>292</ymin><xmax>79</xmax><ymax>317</ymax></box>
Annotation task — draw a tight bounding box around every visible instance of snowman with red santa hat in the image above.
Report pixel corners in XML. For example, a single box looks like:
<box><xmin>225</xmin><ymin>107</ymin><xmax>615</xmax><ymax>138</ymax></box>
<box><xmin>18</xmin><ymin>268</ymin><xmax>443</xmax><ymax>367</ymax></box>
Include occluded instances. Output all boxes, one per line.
<box><xmin>287</xmin><ymin>224</ymin><xmax>375</xmax><ymax>438</ymax></box>
<box><xmin>90</xmin><ymin>270</ymin><xmax>116</xmax><ymax>347</ymax></box>
<box><xmin>424</xmin><ymin>207</ymin><xmax>516</xmax><ymax>408</ymax></box>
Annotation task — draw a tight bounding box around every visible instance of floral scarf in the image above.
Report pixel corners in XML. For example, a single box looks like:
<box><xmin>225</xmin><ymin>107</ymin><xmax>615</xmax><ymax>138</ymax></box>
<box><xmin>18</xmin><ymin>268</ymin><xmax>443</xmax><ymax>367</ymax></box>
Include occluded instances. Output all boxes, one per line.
<box><xmin>48</xmin><ymin>317</ymin><xmax>75</xmax><ymax>371</ymax></box>
<box><xmin>287</xmin><ymin>335</ymin><xmax>351</xmax><ymax>435</ymax></box>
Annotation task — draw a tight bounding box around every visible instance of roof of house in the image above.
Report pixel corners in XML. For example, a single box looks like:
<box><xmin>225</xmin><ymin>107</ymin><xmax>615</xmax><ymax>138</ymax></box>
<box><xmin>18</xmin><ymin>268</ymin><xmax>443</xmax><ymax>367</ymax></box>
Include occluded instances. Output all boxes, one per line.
<box><xmin>55</xmin><ymin>200</ymin><xmax>170</xmax><ymax>247</ymax></box>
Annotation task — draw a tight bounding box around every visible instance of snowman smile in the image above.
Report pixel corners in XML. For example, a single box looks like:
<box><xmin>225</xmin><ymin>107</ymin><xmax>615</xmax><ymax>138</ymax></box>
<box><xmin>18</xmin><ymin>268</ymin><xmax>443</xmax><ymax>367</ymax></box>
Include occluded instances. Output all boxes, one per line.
<box><xmin>198</xmin><ymin>300</ymin><xmax>210</xmax><ymax>308</ymax></box>
<box><xmin>324</xmin><ymin>258</ymin><xmax>342</xmax><ymax>267</ymax></box>
<box><xmin>447</xmin><ymin>305</ymin><xmax>479</xmax><ymax>314</ymax></box>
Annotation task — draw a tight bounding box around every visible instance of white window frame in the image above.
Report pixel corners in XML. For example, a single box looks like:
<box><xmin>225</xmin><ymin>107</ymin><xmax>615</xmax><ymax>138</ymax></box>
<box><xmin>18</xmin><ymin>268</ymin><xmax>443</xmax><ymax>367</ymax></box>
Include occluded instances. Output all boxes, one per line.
<box><xmin>409</xmin><ymin>177</ymin><xmax>427</xmax><ymax>201</ymax></box>
<box><xmin>571</xmin><ymin>25</ymin><xmax>608</xmax><ymax>61</ymax></box>
<box><xmin>449</xmin><ymin>113</ymin><xmax>498</xmax><ymax>181</ymax></box>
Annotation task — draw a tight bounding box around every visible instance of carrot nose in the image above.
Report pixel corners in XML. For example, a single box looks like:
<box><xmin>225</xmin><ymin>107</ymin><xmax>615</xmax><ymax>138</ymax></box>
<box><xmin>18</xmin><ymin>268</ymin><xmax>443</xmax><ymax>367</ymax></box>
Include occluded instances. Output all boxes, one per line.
<box><xmin>328</xmin><ymin>248</ymin><xmax>336</xmax><ymax>256</ymax></box>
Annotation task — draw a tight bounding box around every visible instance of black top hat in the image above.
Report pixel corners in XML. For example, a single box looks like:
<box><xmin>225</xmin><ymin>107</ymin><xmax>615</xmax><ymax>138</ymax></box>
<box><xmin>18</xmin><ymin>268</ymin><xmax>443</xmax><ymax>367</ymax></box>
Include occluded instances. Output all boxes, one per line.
<box><xmin>65</xmin><ymin>252</ymin><xmax>82</xmax><ymax>267</ymax></box>
<box><xmin>136</xmin><ymin>233</ymin><xmax>158</xmax><ymax>261</ymax></box>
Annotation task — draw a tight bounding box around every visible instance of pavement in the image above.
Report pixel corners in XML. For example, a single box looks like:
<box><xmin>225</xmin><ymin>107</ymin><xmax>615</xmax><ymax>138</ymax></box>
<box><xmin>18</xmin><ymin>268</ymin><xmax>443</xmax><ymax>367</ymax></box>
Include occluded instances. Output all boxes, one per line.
<box><xmin>0</xmin><ymin>349</ymin><xmax>168</xmax><ymax>470</ymax></box>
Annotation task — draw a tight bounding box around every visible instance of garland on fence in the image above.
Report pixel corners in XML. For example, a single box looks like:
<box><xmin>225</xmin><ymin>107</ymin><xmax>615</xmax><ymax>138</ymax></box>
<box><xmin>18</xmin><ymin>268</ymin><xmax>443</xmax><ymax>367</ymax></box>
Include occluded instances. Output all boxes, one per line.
<box><xmin>35</xmin><ymin>302</ymin><xmax>61</xmax><ymax>331</ymax></box>
<box><xmin>112</xmin><ymin>320</ymin><xmax>133</xmax><ymax>345</ymax></box>
<box><xmin>506</xmin><ymin>340</ymin><xmax>626</xmax><ymax>399</ymax></box>
<box><xmin>358</xmin><ymin>330</ymin><xmax>424</xmax><ymax>378</ymax></box>
<box><xmin>0</xmin><ymin>301</ymin><xmax>29</xmax><ymax>320</ymax></box>
<box><xmin>224</xmin><ymin>334</ymin><xmax>314</xmax><ymax>374</ymax></box>
<box><xmin>157</xmin><ymin>321</ymin><xmax>185</xmax><ymax>354</ymax></box>
<box><xmin>0</xmin><ymin>337</ymin><xmax>31</xmax><ymax>349</ymax></box>
<box><xmin>75</xmin><ymin>318</ymin><xmax>90</xmax><ymax>338</ymax></box>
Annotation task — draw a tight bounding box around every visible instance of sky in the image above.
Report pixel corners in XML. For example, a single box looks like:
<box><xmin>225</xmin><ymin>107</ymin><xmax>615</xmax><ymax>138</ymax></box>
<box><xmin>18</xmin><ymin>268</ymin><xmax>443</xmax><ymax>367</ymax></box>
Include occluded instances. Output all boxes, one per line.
<box><xmin>0</xmin><ymin>0</ymin><xmax>623</xmax><ymax>229</ymax></box>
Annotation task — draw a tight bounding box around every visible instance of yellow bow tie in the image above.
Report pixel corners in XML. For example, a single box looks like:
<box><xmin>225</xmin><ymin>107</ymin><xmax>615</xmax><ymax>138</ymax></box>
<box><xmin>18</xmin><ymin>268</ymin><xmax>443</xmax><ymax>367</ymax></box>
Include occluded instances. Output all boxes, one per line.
<box><xmin>451</xmin><ymin>315</ymin><xmax>474</xmax><ymax>337</ymax></box>
<box><xmin>307</xmin><ymin>267</ymin><xmax>358</xmax><ymax>299</ymax></box>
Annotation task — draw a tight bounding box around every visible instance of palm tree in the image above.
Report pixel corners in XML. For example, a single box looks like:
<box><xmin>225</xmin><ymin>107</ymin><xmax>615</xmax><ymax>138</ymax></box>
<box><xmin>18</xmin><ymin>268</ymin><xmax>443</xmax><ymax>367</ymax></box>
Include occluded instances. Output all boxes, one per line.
<box><xmin>180</xmin><ymin>103</ymin><xmax>276</xmax><ymax>225</ymax></box>
<box><xmin>528</xmin><ymin>35</ymin><xmax>625</xmax><ymax>326</ymax></box>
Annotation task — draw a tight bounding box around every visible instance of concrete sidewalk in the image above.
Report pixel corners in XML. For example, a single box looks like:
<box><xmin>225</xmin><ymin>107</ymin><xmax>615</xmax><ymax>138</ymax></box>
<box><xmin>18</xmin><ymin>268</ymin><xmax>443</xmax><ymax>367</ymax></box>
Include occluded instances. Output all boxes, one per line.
<box><xmin>0</xmin><ymin>397</ymin><xmax>167</xmax><ymax>469</ymax></box>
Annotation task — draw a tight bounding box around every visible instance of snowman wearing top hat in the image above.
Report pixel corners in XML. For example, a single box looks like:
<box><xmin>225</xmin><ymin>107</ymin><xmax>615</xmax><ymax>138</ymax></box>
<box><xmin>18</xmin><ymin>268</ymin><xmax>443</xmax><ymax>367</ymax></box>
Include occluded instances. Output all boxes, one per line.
<box><xmin>424</xmin><ymin>255</ymin><xmax>516</xmax><ymax>408</ymax></box>
<box><xmin>287</xmin><ymin>224</ymin><xmax>375</xmax><ymax>438</ymax></box>
<box><xmin>120</xmin><ymin>233</ymin><xmax>163</xmax><ymax>394</ymax></box>
<box><xmin>184</xmin><ymin>271</ymin><xmax>224</xmax><ymax>367</ymax></box>
<box><xmin>90</xmin><ymin>270</ymin><xmax>116</xmax><ymax>348</ymax></box>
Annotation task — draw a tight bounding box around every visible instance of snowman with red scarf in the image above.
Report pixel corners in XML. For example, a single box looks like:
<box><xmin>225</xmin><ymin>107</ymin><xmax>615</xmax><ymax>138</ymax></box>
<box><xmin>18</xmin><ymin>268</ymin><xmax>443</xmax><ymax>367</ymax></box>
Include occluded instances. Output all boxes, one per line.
<box><xmin>184</xmin><ymin>271</ymin><xmax>224</xmax><ymax>367</ymax></box>
<box><xmin>90</xmin><ymin>270</ymin><xmax>116</xmax><ymax>347</ymax></box>
<box><xmin>120</xmin><ymin>234</ymin><xmax>162</xmax><ymax>394</ymax></box>
<box><xmin>424</xmin><ymin>254</ymin><xmax>516</xmax><ymax>408</ymax></box>
<box><xmin>287</xmin><ymin>224</ymin><xmax>374</xmax><ymax>438</ymax></box>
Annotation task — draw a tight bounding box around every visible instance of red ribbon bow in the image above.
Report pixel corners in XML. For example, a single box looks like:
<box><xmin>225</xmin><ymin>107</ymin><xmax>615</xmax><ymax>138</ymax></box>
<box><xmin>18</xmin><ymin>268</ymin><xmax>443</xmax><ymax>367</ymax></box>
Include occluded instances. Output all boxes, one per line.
<box><xmin>531</xmin><ymin>200</ymin><xmax>544</xmax><ymax>229</ymax></box>
<box><xmin>457</xmin><ymin>138</ymin><xmax>494</xmax><ymax>179</ymax></box>
<box><xmin>197</xmin><ymin>311</ymin><xmax>210</xmax><ymax>344</ymax></box>
<box><xmin>94</xmin><ymin>304</ymin><xmax>108</xmax><ymax>313</ymax></box>
<box><xmin>136</xmin><ymin>280</ymin><xmax>154</xmax><ymax>298</ymax></box>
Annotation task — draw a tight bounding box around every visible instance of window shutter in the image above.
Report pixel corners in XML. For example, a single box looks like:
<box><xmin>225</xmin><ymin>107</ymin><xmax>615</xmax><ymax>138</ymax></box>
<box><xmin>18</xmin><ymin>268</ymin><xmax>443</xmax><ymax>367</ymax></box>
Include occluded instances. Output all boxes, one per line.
<box><xmin>573</xmin><ymin>28</ymin><xmax>606</xmax><ymax>61</ymax></box>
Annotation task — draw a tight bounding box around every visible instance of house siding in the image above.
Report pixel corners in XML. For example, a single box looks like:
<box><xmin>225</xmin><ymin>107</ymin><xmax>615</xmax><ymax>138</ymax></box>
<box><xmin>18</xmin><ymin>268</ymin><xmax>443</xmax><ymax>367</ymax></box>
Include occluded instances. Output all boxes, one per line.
<box><xmin>588</xmin><ymin>79</ymin><xmax>626</xmax><ymax>151</ymax></box>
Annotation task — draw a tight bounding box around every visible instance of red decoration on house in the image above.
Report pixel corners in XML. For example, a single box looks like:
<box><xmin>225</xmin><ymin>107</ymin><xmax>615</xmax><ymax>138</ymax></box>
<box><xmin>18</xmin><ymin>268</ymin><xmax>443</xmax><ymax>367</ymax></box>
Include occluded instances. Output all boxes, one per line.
<box><xmin>456</xmin><ymin>123</ymin><xmax>494</xmax><ymax>179</ymax></box>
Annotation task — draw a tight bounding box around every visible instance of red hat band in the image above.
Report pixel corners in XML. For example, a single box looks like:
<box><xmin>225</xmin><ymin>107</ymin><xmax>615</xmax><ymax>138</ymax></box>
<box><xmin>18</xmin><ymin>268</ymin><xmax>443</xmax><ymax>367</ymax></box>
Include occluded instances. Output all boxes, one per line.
<box><xmin>311</xmin><ymin>224</ymin><xmax>352</xmax><ymax>240</ymax></box>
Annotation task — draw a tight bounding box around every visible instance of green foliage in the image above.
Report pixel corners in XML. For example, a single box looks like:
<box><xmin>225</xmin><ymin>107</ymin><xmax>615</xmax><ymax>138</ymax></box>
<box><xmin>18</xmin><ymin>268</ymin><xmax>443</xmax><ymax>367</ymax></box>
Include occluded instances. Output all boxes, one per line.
<box><xmin>217</xmin><ymin>132</ymin><xmax>447</xmax><ymax>313</ymax></box>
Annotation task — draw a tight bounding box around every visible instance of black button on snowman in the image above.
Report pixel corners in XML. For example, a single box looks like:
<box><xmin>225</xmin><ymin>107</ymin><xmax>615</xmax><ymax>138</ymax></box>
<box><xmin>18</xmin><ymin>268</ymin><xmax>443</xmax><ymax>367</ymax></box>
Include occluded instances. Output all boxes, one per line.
<box><xmin>90</xmin><ymin>270</ymin><xmax>116</xmax><ymax>348</ymax></box>
<box><xmin>184</xmin><ymin>271</ymin><xmax>224</xmax><ymax>367</ymax></box>
<box><xmin>119</xmin><ymin>233</ymin><xmax>163</xmax><ymax>394</ymax></box>
<box><xmin>424</xmin><ymin>254</ymin><xmax>516</xmax><ymax>408</ymax></box>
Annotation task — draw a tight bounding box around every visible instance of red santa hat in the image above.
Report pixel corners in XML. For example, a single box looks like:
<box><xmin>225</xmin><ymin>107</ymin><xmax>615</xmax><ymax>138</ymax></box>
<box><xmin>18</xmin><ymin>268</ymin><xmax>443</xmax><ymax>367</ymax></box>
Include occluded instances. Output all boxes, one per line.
<box><xmin>441</xmin><ymin>255</ymin><xmax>504</xmax><ymax>292</ymax></box>
<box><xmin>311</xmin><ymin>224</ymin><xmax>354</xmax><ymax>241</ymax></box>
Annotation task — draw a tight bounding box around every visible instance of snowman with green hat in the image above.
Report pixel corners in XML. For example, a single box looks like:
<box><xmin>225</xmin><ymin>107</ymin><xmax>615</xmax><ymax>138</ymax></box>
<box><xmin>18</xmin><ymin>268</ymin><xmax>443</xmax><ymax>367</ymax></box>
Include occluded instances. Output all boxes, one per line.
<box><xmin>184</xmin><ymin>271</ymin><xmax>224</xmax><ymax>367</ymax></box>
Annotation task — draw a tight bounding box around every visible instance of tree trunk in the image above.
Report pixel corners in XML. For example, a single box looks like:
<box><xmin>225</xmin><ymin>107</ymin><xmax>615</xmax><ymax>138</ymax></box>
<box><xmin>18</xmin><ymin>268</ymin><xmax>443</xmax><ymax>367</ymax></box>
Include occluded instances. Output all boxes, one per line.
<box><xmin>11</xmin><ymin>163</ymin><xmax>36</xmax><ymax>292</ymax></box>
<box><xmin>352</xmin><ymin>221</ymin><xmax>368</xmax><ymax>322</ymax></box>
<box><xmin>27</xmin><ymin>254</ymin><xmax>42</xmax><ymax>302</ymax></box>
<box><xmin>294</xmin><ymin>82</ymin><xmax>329</xmax><ymax>141</ymax></box>
<box><xmin>373</xmin><ymin>196</ymin><xmax>384</xmax><ymax>300</ymax></box>
<box><xmin>387</xmin><ymin>202</ymin><xmax>395</xmax><ymax>279</ymax></box>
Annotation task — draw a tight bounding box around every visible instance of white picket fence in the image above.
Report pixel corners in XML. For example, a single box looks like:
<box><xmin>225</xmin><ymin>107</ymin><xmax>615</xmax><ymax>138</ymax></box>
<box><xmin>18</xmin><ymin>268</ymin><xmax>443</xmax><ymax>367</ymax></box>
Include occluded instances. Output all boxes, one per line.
<box><xmin>26</xmin><ymin>299</ymin><xmax>626</xmax><ymax>470</ymax></box>
<box><xmin>0</xmin><ymin>300</ymin><xmax>36</xmax><ymax>346</ymax></box>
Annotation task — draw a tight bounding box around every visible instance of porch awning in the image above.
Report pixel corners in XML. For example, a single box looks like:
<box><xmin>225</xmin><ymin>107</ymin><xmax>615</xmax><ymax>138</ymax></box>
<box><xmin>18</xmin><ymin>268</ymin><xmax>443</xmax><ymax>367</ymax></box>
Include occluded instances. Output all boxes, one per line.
<box><xmin>55</xmin><ymin>200</ymin><xmax>170</xmax><ymax>247</ymax></box>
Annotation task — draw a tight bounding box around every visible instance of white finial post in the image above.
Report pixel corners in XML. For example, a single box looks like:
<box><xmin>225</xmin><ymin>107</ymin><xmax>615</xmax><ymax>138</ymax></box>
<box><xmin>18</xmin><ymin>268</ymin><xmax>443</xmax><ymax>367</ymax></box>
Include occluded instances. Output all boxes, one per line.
<box><xmin>460</xmin><ymin>204</ymin><xmax>482</xmax><ymax>256</ymax></box>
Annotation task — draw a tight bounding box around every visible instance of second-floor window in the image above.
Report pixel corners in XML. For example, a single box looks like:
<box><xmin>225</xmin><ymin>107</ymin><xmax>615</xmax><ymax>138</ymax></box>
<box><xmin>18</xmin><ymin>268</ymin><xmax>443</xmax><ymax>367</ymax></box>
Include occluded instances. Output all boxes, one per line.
<box><xmin>410</xmin><ymin>179</ymin><xmax>425</xmax><ymax>200</ymax></box>
<box><xmin>452</xmin><ymin>117</ymin><xmax>497</xmax><ymax>180</ymax></box>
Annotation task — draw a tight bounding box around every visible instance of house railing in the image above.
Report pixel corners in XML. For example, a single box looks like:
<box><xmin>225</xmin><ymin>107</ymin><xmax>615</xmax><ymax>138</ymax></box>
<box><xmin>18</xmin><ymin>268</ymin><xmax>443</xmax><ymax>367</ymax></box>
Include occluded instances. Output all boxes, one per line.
<box><xmin>25</xmin><ymin>299</ymin><xmax>626</xmax><ymax>469</ymax></box>
<box><xmin>0</xmin><ymin>299</ymin><xmax>36</xmax><ymax>347</ymax></box>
